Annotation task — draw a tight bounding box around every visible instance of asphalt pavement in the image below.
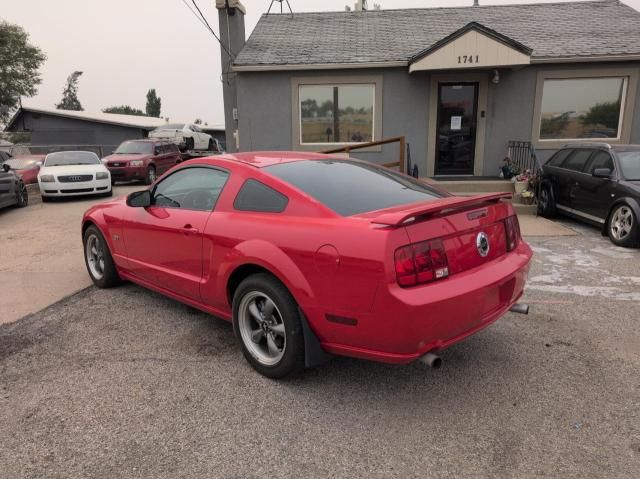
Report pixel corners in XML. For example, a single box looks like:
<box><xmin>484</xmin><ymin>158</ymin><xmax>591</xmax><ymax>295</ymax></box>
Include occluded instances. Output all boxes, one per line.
<box><xmin>0</xmin><ymin>224</ymin><xmax>639</xmax><ymax>478</ymax></box>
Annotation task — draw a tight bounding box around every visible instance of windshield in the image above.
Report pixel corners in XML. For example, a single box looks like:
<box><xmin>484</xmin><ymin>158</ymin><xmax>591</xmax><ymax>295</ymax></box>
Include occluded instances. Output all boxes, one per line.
<box><xmin>44</xmin><ymin>151</ymin><xmax>100</xmax><ymax>167</ymax></box>
<box><xmin>156</xmin><ymin>124</ymin><xmax>184</xmax><ymax>130</ymax></box>
<box><xmin>5</xmin><ymin>157</ymin><xmax>40</xmax><ymax>170</ymax></box>
<box><xmin>618</xmin><ymin>151</ymin><xmax>640</xmax><ymax>180</ymax></box>
<box><xmin>265</xmin><ymin>159</ymin><xmax>445</xmax><ymax>216</ymax></box>
<box><xmin>114</xmin><ymin>141</ymin><xmax>153</xmax><ymax>155</ymax></box>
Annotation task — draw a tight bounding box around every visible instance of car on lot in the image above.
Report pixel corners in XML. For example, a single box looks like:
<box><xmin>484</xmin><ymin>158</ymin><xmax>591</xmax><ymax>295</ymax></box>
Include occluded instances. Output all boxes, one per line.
<box><xmin>102</xmin><ymin>139</ymin><xmax>181</xmax><ymax>185</ymax></box>
<box><xmin>38</xmin><ymin>151</ymin><xmax>111</xmax><ymax>202</ymax></box>
<box><xmin>538</xmin><ymin>143</ymin><xmax>640</xmax><ymax>248</ymax></box>
<box><xmin>81</xmin><ymin>152</ymin><xmax>532</xmax><ymax>378</ymax></box>
<box><xmin>2</xmin><ymin>155</ymin><xmax>44</xmax><ymax>184</ymax></box>
<box><xmin>0</xmin><ymin>162</ymin><xmax>28</xmax><ymax>209</ymax></box>
<box><xmin>148</xmin><ymin>123</ymin><xmax>215</xmax><ymax>151</ymax></box>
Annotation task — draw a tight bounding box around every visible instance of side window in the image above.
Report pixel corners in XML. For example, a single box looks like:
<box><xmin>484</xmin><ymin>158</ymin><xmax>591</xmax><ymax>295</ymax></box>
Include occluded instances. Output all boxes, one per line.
<box><xmin>153</xmin><ymin>167</ymin><xmax>229</xmax><ymax>211</ymax></box>
<box><xmin>586</xmin><ymin>151</ymin><xmax>614</xmax><ymax>174</ymax></box>
<box><xmin>561</xmin><ymin>149</ymin><xmax>592</xmax><ymax>172</ymax></box>
<box><xmin>546</xmin><ymin>149</ymin><xmax>572</xmax><ymax>167</ymax></box>
<box><xmin>234</xmin><ymin>179</ymin><xmax>289</xmax><ymax>213</ymax></box>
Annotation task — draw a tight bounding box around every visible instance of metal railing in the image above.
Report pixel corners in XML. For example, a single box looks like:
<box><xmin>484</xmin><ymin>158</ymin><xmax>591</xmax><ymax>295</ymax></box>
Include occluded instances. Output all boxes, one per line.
<box><xmin>507</xmin><ymin>140</ymin><xmax>543</xmax><ymax>176</ymax></box>
<box><xmin>321</xmin><ymin>136</ymin><xmax>406</xmax><ymax>173</ymax></box>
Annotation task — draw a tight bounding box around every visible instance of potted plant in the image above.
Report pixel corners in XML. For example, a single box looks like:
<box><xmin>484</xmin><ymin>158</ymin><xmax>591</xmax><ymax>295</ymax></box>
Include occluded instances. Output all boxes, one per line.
<box><xmin>513</xmin><ymin>171</ymin><xmax>530</xmax><ymax>195</ymax></box>
<box><xmin>520</xmin><ymin>189</ymin><xmax>535</xmax><ymax>205</ymax></box>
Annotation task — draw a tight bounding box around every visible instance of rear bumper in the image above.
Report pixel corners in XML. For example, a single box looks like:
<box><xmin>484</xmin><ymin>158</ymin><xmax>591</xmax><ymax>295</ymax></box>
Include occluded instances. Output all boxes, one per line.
<box><xmin>319</xmin><ymin>241</ymin><xmax>532</xmax><ymax>364</ymax></box>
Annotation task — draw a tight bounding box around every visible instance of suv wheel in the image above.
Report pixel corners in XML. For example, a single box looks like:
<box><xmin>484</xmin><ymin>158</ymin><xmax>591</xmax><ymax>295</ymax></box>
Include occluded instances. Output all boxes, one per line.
<box><xmin>537</xmin><ymin>185</ymin><xmax>556</xmax><ymax>218</ymax></box>
<box><xmin>608</xmin><ymin>204</ymin><xmax>639</xmax><ymax>248</ymax></box>
<box><xmin>144</xmin><ymin>166</ymin><xmax>156</xmax><ymax>185</ymax></box>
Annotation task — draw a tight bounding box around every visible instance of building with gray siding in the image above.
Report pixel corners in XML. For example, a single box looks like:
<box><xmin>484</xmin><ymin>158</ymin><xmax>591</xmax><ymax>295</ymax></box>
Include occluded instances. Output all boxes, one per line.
<box><xmin>216</xmin><ymin>0</ymin><xmax>640</xmax><ymax>177</ymax></box>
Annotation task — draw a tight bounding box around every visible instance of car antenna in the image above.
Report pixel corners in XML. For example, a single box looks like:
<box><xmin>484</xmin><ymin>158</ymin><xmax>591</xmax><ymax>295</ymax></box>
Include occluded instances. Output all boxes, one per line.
<box><xmin>267</xmin><ymin>0</ymin><xmax>293</xmax><ymax>16</ymax></box>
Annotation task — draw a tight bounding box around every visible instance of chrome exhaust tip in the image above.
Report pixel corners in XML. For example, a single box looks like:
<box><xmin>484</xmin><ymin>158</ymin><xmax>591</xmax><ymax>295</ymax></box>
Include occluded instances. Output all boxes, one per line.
<box><xmin>419</xmin><ymin>352</ymin><xmax>442</xmax><ymax>369</ymax></box>
<box><xmin>509</xmin><ymin>303</ymin><xmax>530</xmax><ymax>315</ymax></box>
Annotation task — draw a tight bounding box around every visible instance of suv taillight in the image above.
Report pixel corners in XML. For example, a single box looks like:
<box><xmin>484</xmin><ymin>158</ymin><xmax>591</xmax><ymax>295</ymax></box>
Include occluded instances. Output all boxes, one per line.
<box><xmin>504</xmin><ymin>215</ymin><xmax>521</xmax><ymax>251</ymax></box>
<box><xmin>394</xmin><ymin>239</ymin><xmax>449</xmax><ymax>287</ymax></box>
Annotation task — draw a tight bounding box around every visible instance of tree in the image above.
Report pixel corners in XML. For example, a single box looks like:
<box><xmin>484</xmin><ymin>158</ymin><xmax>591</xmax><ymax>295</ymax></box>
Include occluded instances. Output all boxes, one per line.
<box><xmin>145</xmin><ymin>89</ymin><xmax>161</xmax><ymax>117</ymax></box>
<box><xmin>194</xmin><ymin>118</ymin><xmax>202</xmax><ymax>125</ymax></box>
<box><xmin>56</xmin><ymin>71</ymin><xmax>83</xmax><ymax>110</ymax></box>
<box><xmin>0</xmin><ymin>21</ymin><xmax>46</xmax><ymax>125</ymax></box>
<box><xmin>103</xmin><ymin>105</ymin><xmax>145</xmax><ymax>116</ymax></box>
<box><xmin>581</xmin><ymin>101</ymin><xmax>621</xmax><ymax>130</ymax></box>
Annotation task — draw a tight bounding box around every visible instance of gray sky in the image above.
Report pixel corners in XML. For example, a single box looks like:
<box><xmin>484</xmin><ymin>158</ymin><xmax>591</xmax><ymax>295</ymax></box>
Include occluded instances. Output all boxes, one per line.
<box><xmin>1</xmin><ymin>0</ymin><xmax>639</xmax><ymax>126</ymax></box>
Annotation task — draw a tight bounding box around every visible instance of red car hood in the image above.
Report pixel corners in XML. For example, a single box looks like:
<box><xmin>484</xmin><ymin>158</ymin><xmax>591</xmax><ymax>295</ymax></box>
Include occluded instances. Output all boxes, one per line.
<box><xmin>103</xmin><ymin>154</ymin><xmax>152</xmax><ymax>163</ymax></box>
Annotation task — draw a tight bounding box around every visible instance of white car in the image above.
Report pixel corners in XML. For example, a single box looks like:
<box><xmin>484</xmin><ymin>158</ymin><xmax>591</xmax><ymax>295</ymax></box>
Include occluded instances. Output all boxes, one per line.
<box><xmin>38</xmin><ymin>151</ymin><xmax>112</xmax><ymax>202</ymax></box>
<box><xmin>148</xmin><ymin>123</ymin><xmax>216</xmax><ymax>151</ymax></box>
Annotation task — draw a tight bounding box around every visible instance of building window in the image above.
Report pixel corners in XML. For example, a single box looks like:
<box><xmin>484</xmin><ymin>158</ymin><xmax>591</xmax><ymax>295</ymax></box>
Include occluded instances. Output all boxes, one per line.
<box><xmin>538</xmin><ymin>77</ymin><xmax>626</xmax><ymax>140</ymax></box>
<box><xmin>299</xmin><ymin>84</ymin><xmax>375</xmax><ymax>144</ymax></box>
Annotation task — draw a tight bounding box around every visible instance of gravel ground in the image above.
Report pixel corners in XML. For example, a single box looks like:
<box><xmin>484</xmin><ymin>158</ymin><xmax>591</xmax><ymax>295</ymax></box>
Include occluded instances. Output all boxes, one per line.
<box><xmin>0</xmin><ymin>225</ymin><xmax>639</xmax><ymax>478</ymax></box>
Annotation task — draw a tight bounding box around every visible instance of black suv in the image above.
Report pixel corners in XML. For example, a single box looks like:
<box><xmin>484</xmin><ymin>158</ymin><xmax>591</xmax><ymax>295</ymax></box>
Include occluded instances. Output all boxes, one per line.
<box><xmin>538</xmin><ymin>143</ymin><xmax>640</xmax><ymax>247</ymax></box>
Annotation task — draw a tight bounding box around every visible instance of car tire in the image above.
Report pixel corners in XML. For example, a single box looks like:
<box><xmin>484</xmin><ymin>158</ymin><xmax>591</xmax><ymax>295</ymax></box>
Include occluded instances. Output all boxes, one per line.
<box><xmin>102</xmin><ymin>189</ymin><xmax>113</xmax><ymax>198</ymax></box>
<box><xmin>15</xmin><ymin>181</ymin><xmax>28</xmax><ymax>208</ymax></box>
<box><xmin>607</xmin><ymin>203</ymin><xmax>639</xmax><ymax>248</ymax></box>
<box><xmin>232</xmin><ymin>273</ymin><xmax>305</xmax><ymax>379</ymax></box>
<box><xmin>208</xmin><ymin>139</ymin><xmax>214</xmax><ymax>151</ymax></box>
<box><xmin>144</xmin><ymin>165</ymin><xmax>156</xmax><ymax>185</ymax></box>
<box><xmin>41</xmin><ymin>195</ymin><xmax>52</xmax><ymax>203</ymax></box>
<box><xmin>538</xmin><ymin>185</ymin><xmax>556</xmax><ymax>218</ymax></box>
<box><xmin>83</xmin><ymin>225</ymin><xmax>121</xmax><ymax>288</ymax></box>
<box><xmin>186</xmin><ymin>137</ymin><xmax>194</xmax><ymax>151</ymax></box>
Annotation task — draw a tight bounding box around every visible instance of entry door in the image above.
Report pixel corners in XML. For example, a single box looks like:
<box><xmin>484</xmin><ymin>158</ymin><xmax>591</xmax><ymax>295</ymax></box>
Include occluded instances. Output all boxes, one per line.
<box><xmin>435</xmin><ymin>82</ymin><xmax>478</xmax><ymax>176</ymax></box>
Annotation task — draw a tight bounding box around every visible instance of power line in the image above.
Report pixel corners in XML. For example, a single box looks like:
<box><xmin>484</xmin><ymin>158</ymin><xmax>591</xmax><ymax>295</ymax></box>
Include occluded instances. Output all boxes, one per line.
<box><xmin>179</xmin><ymin>0</ymin><xmax>234</xmax><ymax>59</ymax></box>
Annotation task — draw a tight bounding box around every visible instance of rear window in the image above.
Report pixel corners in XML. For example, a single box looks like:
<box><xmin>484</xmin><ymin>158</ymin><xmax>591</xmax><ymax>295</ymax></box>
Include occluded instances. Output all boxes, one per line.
<box><xmin>265</xmin><ymin>159</ymin><xmax>445</xmax><ymax>216</ymax></box>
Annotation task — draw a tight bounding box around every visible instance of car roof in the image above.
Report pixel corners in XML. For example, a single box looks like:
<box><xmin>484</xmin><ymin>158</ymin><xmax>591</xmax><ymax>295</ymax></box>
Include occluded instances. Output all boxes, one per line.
<box><xmin>210</xmin><ymin>151</ymin><xmax>340</xmax><ymax>168</ymax></box>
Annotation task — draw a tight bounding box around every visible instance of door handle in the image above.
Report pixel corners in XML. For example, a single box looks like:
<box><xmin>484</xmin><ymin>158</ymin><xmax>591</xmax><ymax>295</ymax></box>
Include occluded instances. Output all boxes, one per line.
<box><xmin>182</xmin><ymin>224</ymin><xmax>199</xmax><ymax>235</ymax></box>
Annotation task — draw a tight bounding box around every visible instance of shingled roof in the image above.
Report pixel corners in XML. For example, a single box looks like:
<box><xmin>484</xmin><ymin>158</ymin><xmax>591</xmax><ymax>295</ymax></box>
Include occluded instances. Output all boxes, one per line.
<box><xmin>234</xmin><ymin>0</ymin><xmax>640</xmax><ymax>70</ymax></box>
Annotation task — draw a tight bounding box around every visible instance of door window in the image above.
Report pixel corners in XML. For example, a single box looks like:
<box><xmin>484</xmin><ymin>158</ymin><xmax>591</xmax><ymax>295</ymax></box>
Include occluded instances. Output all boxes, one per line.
<box><xmin>585</xmin><ymin>151</ymin><xmax>614</xmax><ymax>174</ymax></box>
<box><xmin>546</xmin><ymin>149</ymin><xmax>572</xmax><ymax>167</ymax></box>
<box><xmin>435</xmin><ymin>83</ymin><xmax>478</xmax><ymax>175</ymax></box>
<box><xmin>561</xmin><ymin>149</ymin><xmax>592</xmax><ymax>172</ymax></box>
<box><xmin>234</xmin><ymin>179</ymin><xmax>288</xmax><ymax>213</ymax></box>
<box><xmin>152</xmin><ymin>167</ymin><xmax>229</xmax><ymax>211</ymax></box>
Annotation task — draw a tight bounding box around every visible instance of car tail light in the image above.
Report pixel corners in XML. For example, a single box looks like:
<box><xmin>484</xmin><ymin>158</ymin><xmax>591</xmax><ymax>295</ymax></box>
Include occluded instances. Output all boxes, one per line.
<box><xmin>394</xmin><ymin>239</ymin><xmax>449</xmax><ymax>287</ymax></box>
<box><xmin>504</xmin><ymin>215</ymin><xmax>521</xmax><ymax>251</ymax></box>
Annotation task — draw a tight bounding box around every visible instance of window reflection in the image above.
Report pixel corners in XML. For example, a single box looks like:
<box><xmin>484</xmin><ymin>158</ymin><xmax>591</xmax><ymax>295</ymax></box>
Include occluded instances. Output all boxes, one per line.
<box><xmin>540</xmin><ymin>77</ymin><xmax>626</xmax><ymax>140</ymax></box>
<box><xmin>299</xmin><ymin>84</ymin><xmax>374</xmax><ymax>144</ymax></box>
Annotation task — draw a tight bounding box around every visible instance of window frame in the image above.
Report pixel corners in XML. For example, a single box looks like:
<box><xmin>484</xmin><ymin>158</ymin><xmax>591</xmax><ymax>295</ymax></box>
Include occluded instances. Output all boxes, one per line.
<box><xmin>291</xmin><ymin>75</ymin><xmax>383</xmax><ymax>152</ymax></box>
<box><xmin>531</xmin><ymin>68</ymin><xmax>639</xmax><ymax>149</ymax></box>
<box><xmin>150</xmin><ymin>165</ymin><xmax>230</xmax><ymax>212</ymax></box>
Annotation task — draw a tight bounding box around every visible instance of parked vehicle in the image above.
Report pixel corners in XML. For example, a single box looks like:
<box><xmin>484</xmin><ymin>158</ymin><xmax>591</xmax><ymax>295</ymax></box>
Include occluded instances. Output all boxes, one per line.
<box><xmin>0</xmin><ymin>162</ymin><xmax>28</xmax><ymax>209</ymax></box>
<box><xmin>0</xmin><ymin>144</ymin><xmax>32</xmax><ymax>157</ymax></box>
<box><xmin>38</xmin><ymin>151</ymin><xmax>111</xmax><ymax>202</ymax></box>
<box><xmin>102</xmin><ymin>139</ymin><xmax>181</xmax><ymax>185</ymax></box>
<box><xmin>81</xmin><ymin>152</ymin><xmax>532</xmax><ymax>378</ymax></box>
<box><xmin>2</xmin><ymin>155</ymin><xmax>44</xmax><ymax>184</ymax></box>
<box><xmin>148</xmin><ymin>123</ymin><xmax>215</xmax><ymax>151</ymax></box>
<box><xmin>538</xmin><ymin>143</ymin><xmax>640</xmax><ymax>248</ymax></box>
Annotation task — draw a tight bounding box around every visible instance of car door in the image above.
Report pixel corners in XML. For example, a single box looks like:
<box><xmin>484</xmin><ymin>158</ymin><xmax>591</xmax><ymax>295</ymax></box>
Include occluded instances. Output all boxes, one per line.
<box><xmin>121</xmin><ymin>166</ymin><xmax>230</xmax><ymax>301</ymax></box>
<box><xmin>554</xmin><ymin>149</ymin><xmax>594</xmax><ymax>212</ymax></box>
<box><xmin>156</xmin><ymin>143</ymin><xmax>171</xmax><ymax>173</ymax></box>
<box><xmin>573</xmin><ymin>150</ymin><xmax>617</xmax><ymax>223</ymax></box>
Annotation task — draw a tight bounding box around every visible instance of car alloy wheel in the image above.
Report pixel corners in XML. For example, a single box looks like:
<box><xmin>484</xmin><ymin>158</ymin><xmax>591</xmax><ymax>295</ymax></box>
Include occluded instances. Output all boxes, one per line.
<box><xmin>85</xmin><ymin>232</ymin><xmax>105</xmax><ymax>280</ymax></box>
<box><xmin>610</xmin><ymin>205</ymin><xmax>633</xmax><ymax>241</ymax></box>
<box><xmin>237</xmin><ymin>291</ymin><xmax>286</xmax><ymax>366</ymax></box>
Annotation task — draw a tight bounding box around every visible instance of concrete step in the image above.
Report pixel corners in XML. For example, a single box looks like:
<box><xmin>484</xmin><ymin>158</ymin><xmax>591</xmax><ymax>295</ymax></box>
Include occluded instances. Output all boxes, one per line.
<box><xmin>512</xmin><ymin>203</ymin><xmax>537</xmax><ymax>216</ymax></box>
<box><xmin>424</xmin><ymin>178</ymin><xmax>515</xmax><ymax>194</ymax></box>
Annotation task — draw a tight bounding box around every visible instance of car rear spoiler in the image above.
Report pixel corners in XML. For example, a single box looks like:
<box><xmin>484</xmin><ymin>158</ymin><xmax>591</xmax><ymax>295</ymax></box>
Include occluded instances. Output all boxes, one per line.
<box><xmin>370</xmin><ymin>192</ymin><xmax>513</xmax><ymax>226</ymax></box>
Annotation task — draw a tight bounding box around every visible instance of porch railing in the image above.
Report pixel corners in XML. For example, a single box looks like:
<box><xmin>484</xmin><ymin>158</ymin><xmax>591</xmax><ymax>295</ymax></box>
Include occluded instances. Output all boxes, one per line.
<box><xmin>507</xmin><ymin>140</ymin><xmax>543</xmax><ymax>176</ymax></box>
<box><xmin>321</xmin><ymin>136</ymin><xmax>406</xmax><ymax>174</ymax></box>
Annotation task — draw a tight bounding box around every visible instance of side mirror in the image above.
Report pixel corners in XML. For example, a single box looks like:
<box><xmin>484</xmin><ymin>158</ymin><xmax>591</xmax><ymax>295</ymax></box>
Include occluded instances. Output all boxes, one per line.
<box><xmin>593</xmin><ymin>168</ymin><xmax>612</xmax><ymax>178</ymax></box>
<box><xmin>126</xmin><ymin>190</ymin><xmax>152</xmax><ymax>208</ymax></box>
<box><xmin>2</xmin><ymin>164</ymin><xmax>10</xmax><ymax>172</ymax></box>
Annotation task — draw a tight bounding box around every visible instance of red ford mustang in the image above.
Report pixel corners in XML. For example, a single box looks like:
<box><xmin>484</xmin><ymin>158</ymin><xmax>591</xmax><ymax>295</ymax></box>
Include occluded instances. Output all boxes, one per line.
<box><xmin>82</xmin><ymin>152</ymin><xmax>532</xmax><ymax>378</ymax></box>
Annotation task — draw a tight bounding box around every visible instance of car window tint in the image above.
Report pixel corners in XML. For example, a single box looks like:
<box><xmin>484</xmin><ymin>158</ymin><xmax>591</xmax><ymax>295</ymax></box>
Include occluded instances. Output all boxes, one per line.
<box><xmin>546</xmin><ymin>149</ymin><xmax>572</xmax><ymax>167</ymax></box>
<box><xmin>265</xmin><ymin>159</ymin><xmax>445</xmax><ymax>216</ymax></box>
<box><xmin>586</xmin><ymin>151</ymin><xmax>614</xmax><ymax>174</ymax></box>
<box><xmin>234</xmin><ymin>179</ymin><xmax>288</xmax><ymax>213</ymax></box>
<box><xmin>153</xmin><ymin>167</ymin><xmax>229</xmax><ymax>211</ymax></box>
<box><xmin>561</xmin><ymin>149</ymin><xmax>592</xmax><ymax>172</ymax></box>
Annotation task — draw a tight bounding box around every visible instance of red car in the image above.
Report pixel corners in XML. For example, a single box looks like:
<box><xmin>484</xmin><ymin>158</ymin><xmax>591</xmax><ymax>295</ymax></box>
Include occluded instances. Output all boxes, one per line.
<box><xmin>2</xmin><ymin>155</ymin><xmax>44</xmax><ymax>184</ymax></box>
<box><xmin>81</xmin><ymin>152</ymin><xmax>532</xmax><ymax>378</ymax></box>
<box><xmin>102</xmin><ymin>139</ymin><xmax>182</xmax><ymax>185</ymax></box>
